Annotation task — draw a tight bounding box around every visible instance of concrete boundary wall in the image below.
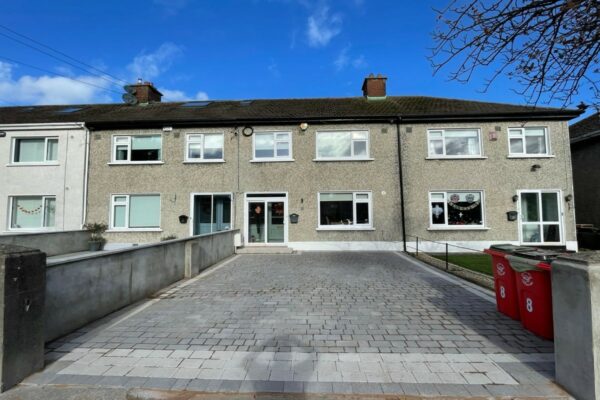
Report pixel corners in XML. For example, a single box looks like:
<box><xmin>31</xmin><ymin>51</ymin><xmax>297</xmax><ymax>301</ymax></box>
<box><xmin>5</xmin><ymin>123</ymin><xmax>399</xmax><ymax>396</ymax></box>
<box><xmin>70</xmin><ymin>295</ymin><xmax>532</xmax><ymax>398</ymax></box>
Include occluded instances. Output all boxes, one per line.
<box><xmin>44</xmin><ymin>229</ymin><xmax>237</xmax><ymax>342</ymax></box>
<box><xmin>0</xmin><ymin>230</ymin><xmax>90</xmax><ymax>257</ymax></box>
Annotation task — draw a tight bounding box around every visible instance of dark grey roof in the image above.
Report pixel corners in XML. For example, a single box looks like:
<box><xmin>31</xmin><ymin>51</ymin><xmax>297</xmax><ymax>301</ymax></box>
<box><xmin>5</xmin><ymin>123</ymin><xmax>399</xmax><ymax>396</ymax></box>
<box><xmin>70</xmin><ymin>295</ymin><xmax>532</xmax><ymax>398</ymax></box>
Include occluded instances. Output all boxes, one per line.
<box><xmin>570</xmin><ymin>112</ymin><xmax>600</xmax><ymax>143</ymax></box>
<box><xmin>0</xmin><ymin>96</ymin><xmax>581</xmax><ymax>128</ymax></box>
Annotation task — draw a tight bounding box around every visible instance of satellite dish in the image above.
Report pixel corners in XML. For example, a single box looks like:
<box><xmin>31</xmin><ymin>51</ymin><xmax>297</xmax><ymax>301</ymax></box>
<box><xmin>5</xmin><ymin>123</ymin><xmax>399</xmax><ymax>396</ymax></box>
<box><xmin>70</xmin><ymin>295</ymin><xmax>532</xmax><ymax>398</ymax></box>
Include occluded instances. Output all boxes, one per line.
<box><xmin>122</xmin><ymin>93</ymin><xmax>138</xmax><ymax>105</ymax></box>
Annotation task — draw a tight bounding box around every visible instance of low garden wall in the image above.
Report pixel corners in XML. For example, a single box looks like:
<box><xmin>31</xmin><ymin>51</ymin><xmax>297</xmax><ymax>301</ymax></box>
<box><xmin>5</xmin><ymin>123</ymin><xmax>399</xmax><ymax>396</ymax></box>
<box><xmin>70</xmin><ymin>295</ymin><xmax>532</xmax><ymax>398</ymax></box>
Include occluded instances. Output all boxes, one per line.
<box><xmin>0</xmin><ymin>230</ymin><xmax>90</xmax><ymax>257</ymax></box>
<box><xmin>44</xmin><ymin>229</ymin><xmax>238</xmax><ymax>342</ymax></box>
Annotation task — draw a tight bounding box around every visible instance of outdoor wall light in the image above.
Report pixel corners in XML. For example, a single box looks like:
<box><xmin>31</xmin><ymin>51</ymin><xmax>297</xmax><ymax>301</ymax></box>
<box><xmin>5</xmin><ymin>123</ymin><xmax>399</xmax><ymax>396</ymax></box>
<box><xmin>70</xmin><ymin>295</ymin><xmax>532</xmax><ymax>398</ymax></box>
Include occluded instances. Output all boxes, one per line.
<box><xmin>299</xmin><ymin>122</ymin><xmax>309</xmax><ymax>131</ymax></box>
<box><xmin>178</xmin><ymin>215</ymin><xmax>189</xmax><ymax>224</ymax></box>
<box><xmin>0</xmin><ymin>131</ymin><xmax>6</xmax><ymax>138</ymax></box>
<box><xmin>512</xmin><ymin>195</ymin><xmax>519</xmax><ymax>202</ymax></box>
<box><xmin>565</xmin><ymin>194</ymin><xmax>573</xmax><ymax>202</ymax></box>
<box><xmin>530</xmin><ymin>164</ymin><xmax>541</xmax><ymax>172</ymax></box>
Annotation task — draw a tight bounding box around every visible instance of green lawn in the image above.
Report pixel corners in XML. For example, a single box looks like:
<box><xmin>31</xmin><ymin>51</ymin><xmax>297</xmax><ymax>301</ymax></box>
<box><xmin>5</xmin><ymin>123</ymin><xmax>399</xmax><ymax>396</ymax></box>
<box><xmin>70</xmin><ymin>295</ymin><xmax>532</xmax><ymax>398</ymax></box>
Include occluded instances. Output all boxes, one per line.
<box><xmin>431</xmin><ymin>253</ymin><xmax>493</xmax><ymax>276</ymax></box>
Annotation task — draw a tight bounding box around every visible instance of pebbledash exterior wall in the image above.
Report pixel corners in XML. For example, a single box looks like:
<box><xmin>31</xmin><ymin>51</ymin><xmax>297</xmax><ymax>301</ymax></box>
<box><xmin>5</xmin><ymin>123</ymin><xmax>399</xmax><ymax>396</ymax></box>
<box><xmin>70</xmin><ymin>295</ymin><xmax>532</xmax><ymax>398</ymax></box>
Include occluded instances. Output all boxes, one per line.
<box><xmin>0</xmin><ymin>123</ymin><xmax>88</xmax><ymax>234</ymax></box>
<box><xmin>86</xmin><ymin>118</ymin><xmax>577</xmax><ymax>251</ymax></box>
<box><xmin>402</xmin><ymin>120</ymin><xmax>577</xmax><ymax>251</ymax></box>
<box><xmin>85</xmin><ymin>123</ymin><xmax>404</xmax><ymax>250</ymax></box>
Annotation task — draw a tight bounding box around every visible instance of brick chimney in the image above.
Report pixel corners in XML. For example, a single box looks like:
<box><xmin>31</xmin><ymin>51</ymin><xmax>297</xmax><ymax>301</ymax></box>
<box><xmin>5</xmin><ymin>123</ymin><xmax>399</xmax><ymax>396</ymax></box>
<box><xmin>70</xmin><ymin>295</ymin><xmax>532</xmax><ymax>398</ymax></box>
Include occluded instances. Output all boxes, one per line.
<box><xmin>362</xmin><ymin>74</ymin><xmax>387</xmax><ymax>99</ymax></box>
<box><xmin>125</xmin><ymin>80</ymin><xmax>163</xmax><ymax>104</ymax></box>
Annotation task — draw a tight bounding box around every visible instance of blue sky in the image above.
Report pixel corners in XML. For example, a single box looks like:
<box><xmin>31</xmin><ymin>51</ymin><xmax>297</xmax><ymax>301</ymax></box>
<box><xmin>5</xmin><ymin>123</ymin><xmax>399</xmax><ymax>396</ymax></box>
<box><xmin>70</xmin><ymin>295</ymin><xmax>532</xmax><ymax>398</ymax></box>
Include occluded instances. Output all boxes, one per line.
<box><xmin>0</xmin><ymin>0</ymin><xmax>594</xmax><ymax>119</ymax></box>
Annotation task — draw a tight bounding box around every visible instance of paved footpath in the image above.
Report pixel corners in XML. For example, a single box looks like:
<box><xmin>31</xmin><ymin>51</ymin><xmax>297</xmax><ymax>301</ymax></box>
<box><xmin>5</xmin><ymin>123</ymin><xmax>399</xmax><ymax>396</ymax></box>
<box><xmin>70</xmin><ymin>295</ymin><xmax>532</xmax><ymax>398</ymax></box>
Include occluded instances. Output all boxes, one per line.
<box><xmin>16</xmin><ymin>252</ymin><xmax>570</xmax><ymax>398</ymax></box>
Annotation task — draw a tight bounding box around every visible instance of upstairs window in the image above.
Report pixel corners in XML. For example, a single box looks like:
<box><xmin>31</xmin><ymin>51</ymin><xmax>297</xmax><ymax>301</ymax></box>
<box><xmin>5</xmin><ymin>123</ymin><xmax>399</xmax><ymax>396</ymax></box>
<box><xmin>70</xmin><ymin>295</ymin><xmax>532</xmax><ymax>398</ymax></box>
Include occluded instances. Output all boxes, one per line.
<box><xmin>112</xmin><ymin>135</ymin><xmax>162</xmax><ymax>162</ymax></box>
<box><xmin>316</xmin><ymin>131</ymin><xmax>369</xmax><ymax>160</ymax></box>
<box><xmin>10</xmin><ymin>196</ymin><xmax>56</xmax><ymax>229</ymax></box>
<box><xmin>429</xmin><ymin>191</ymin><xmax>484</xmax><ymax>228</ymax></box>
<box><xmin>253</xmin><ymin>132</ymin><xmax>292</xmax><ymax>161</ymax></box>
<box><xmin>186</xmin><ymin>133</ymin><xmax>224</xmax><ymax>162</ymax></box>
<box><xmin>12</xmin><ymin>137</ymin><xmax>58</xmax><ymax>163</ymax></box>
<box><xmin>509</xmin><ymin>127</ymin><xmax>549</xmax><ymax>156</ymax></box>
<box><xmin>427</xmin><ymin>129</ymin><xmax>481</xmax><ymax>158</ymax></box>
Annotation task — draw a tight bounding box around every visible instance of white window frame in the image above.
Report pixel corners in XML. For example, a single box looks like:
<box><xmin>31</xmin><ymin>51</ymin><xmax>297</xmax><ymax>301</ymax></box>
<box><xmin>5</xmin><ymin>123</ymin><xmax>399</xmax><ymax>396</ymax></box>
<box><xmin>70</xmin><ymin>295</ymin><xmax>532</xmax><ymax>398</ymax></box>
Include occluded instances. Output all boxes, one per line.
<box><xmin>314</xmin><ymin>130</ymin><xmax>371</xmax><ymax>161</ymax></box>
<box><xmin>517</xmin><ymin>189</ymin><xmax>564</xmax><ymax>245</ymax></box>
<box><xmin>428</xmin><ymin>190</ymin><xmax>486</xmax><ymax>230</ymax></box>
<box><xmin>426</xmin><ymin>128</ymin><xmax>483</xmax><ymax>159</ymax></box>
<box><xmin>507</xmin><ymin>126</ymin><xmax>551</xmax><ymax>157</ymax></box>
<box><xmin>184</xmin><ymin>133</ymin><xmax>225</xmax><ymax>163</ymax></box>
<box><xmin>109</xmin><ymin>194</ymin><xmax>161</xmax><ymax>231</ymax></box>
<box><xmin>11</xmin><ymin>137</ymin><xmax>59</xmax><ymax>165</ymax></box>
<box><xmin>251</xmin><ymin>131</ymin><xmax>293</xmax><ymax>162</ymax></box>
<box><xmin>188</xmin><ymin>192</ymin><xmax>234</xmax><ymax>236</ymax></box>
<box><xmin>317</xmin><ymin>191</ymin><xmax>373</xmax><ymax>230</ymax></box>
<box><xmin>111</xmin><ymin>135</ymin><xmax>163</xmax><ymax>164</ymax></box>
<box><xmin>8</xmin><ymin>195</ymin><xmax>56</xmax><ymax>231</ymax></box>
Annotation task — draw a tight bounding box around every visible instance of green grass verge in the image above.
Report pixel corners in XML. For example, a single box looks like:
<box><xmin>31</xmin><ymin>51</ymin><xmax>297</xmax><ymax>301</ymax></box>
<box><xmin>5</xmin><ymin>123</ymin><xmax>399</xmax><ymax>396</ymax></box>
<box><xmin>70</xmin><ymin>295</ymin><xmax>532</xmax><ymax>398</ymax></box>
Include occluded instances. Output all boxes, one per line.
<box><xmin>431</xmin><ymin>253</ymin><xmax>493</xmax><ymax>276</ymax></box>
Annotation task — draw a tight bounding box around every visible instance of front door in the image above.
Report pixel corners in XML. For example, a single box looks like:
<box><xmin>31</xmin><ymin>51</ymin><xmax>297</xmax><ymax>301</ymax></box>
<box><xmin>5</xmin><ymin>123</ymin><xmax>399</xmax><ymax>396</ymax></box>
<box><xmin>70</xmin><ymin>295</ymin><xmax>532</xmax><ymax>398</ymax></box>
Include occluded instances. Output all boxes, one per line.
<box><xmin>519</xmin><ymin>190</ymin><xmax>563</xmax><ymax>245</ymax></box>
<box><xmin>245</xmin><ymin>194</ymin><xmax>287</xmax><ymax>245</ymax></box>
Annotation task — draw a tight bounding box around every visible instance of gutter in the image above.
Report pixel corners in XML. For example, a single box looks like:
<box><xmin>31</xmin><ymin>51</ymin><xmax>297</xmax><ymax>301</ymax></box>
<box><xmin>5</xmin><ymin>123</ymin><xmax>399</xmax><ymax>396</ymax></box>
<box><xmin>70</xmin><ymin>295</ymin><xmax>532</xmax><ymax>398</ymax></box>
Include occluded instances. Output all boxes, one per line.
<box><xmin>570</xmin><ymin>129</ymin><xmax>600</xmax><ymax>144</ymax></box>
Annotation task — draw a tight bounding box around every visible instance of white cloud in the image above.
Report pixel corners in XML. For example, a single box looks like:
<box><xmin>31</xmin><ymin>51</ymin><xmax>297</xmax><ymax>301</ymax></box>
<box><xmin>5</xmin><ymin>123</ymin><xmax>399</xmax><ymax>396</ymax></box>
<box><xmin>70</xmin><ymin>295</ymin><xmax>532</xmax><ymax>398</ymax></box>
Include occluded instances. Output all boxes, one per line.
<box><xmin>334</xmin><ymin>46</ymin><xmax>367</xmax><ymax>71</ymax></box>
<box><xmin>159</xmin><ymin>88</ymin><xmax>209</xmax><ymax>102</ymax></box>
<box><xmin>127</xmin><ymin>43</ymin><xmax>183</xmax><ymax>81</ymax></box>
<box><xmin>307</xmin><ymin>5</ymin><xmax>342</xmax><ymax>47</ymax></box>
<box><xmin>0</xmin><ymin>62</ymin><xmax>112</xmax><ymax>105</ymax></box>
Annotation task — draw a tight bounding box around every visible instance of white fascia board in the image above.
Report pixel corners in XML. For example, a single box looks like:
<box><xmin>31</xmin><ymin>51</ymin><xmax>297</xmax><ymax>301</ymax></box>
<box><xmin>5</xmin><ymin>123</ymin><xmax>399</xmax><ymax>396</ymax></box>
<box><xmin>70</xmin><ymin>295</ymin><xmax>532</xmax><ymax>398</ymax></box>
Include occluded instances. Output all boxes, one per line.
<box><xmin>0</xmin><ymin>122</ymin><xmax>86</xmax><ymax>131</ymax></box>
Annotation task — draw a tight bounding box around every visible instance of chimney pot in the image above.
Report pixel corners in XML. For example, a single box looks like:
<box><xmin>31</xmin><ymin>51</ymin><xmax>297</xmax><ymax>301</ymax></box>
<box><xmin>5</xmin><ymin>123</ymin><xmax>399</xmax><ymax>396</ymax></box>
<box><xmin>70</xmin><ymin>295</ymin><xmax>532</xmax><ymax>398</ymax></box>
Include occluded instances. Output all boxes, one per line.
<box><xmin>362</xmin><ymin>74</ymin><xmax>387</xmax><ymax>99</ymax></box>
<box><xmin>125</xmin><ymin>81</ymin><xmax>163</xmax><ymax>104</ymax></box>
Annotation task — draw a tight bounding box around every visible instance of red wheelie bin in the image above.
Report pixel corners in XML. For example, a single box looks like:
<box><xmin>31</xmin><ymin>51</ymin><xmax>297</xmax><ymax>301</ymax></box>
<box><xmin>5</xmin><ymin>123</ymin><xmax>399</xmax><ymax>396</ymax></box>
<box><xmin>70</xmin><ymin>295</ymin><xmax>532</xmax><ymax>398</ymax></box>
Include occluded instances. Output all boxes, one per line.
<box><xmin>506</xmin><ymin>250</ymin><xmax>559</xmax><ymax>340</ymax></box>
<box><xmin>484</xmin><ymin>244</ymin><xmax>531</xmax><ymax>320</ymax></box>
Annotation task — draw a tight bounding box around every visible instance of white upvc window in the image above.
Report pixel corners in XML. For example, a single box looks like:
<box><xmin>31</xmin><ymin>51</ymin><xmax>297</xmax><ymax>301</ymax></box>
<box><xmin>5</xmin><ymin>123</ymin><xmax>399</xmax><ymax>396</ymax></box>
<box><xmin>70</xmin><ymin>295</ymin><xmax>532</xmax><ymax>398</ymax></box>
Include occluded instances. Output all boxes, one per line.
<box><xmin>318</xmin><ymin>191</ymin><xmax>372</xmax><ymax>230</ymax></box>
<box><xmin>110</xmin><ymin>194</ymin><xmax>161</xmax><ymax>230</ymax></box>
<box><xmin>112</xmin><ymin>135</ymin><xmax>162</xmax><ymax>163</ymax></box>
<box><xmin>11</xmin><ymin>137</ymin><xmax>59</xmax><ymax>164</ymax></box>
<box><xmin>186</xmin><ymin>133</ymin><xmax>224</xmax><ymax>162</ymax></box>
<box><xmin>508</xmin><ymin>127</ymin><xmax>550</xmax><ymax>156</ymax></box>
<box><xmin>253</xmin><ymin>131</ymin><xmax>292</xmax><ymax>161</ymax></box>
<box><xmin>427</xmin><ymin>129</ymin><xmax>482</xmax><ymax>158</ymax></box>
<box><xmin>315</xmin><ymin>130</ymin><xmax>370</xmax><ymax>160</ymax></box>
<box><xmin>429</xmin><ymin>191</ymin><xmax>485</xmax><ymax>229</ymax></box>
<box><xmin>9</xmin><ymin>195</ymin><xmax>56</xmax><ymax>230</ymax></box>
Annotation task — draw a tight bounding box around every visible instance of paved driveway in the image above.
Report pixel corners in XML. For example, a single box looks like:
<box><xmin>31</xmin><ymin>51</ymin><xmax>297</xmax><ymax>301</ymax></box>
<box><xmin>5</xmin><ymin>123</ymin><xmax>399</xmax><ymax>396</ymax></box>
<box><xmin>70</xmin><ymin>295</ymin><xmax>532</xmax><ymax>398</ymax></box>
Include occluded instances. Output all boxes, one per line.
<box><xmin>22</xmin><ymin>252</ymin><xmax>567</xmax><ymax>398</ymax></box>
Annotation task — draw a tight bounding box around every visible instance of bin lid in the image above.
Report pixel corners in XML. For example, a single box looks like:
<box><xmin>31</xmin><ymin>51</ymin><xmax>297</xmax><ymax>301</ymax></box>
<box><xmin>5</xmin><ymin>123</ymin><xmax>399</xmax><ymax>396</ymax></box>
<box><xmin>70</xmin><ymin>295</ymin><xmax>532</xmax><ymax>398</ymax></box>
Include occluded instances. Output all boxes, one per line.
<box><xmin>489</xmin><ymin>244</ymin><xmax>532</xmax><ymax>253</ymax></box>
<box><xmin>513</xmin><ymin>249</ymin><xmax>561</xmax><ymax>261</ymax></box>
<box><xmin>506</xmin><ymin>254</ymin><xmax>545</xmax><ymax>272</ymax></box>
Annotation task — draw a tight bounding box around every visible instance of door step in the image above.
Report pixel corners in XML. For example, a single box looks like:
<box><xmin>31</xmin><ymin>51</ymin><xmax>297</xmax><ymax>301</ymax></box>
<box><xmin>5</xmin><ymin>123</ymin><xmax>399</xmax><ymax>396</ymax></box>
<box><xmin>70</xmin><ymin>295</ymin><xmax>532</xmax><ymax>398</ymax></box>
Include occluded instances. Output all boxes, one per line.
<box><xmin>236</xmin><ymin>247</ymin><xmax>295</xmax><ymax>254</ymax></box>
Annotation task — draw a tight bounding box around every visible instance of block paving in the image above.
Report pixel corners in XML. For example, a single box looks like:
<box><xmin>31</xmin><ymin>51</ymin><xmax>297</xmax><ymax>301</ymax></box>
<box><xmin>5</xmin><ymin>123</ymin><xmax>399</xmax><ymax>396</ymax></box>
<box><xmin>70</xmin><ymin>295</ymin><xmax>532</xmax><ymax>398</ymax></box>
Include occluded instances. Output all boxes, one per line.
<box><xmin>22</xmin><ymin>252</ymin><xmax>568</xmax><ymax>398</ymax></box>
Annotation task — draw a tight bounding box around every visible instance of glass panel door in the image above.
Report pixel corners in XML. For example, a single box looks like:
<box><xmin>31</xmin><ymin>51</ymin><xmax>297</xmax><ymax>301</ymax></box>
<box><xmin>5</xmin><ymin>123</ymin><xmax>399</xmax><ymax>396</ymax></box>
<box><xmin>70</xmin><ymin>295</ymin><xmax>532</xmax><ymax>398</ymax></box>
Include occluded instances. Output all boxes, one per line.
<box><xmin>520</xmin><ymin>191</ymin><xmax>561</xmax><ymax>244</ymax></box>
<box><xmin>248</xmin><ymin>202</ymin><xmax>266</xmax><ymax>243</ymax></box>
<box><xmin>267</xmin><ymin>202</ymin><xmax>285</xmax><ymax>243</ymax></box>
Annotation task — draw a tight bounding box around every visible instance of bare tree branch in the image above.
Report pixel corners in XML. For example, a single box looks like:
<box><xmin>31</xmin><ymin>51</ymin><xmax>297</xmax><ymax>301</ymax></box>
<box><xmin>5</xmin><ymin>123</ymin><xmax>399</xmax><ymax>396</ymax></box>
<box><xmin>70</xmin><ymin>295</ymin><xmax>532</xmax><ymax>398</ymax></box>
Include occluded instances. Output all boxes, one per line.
<box><xmin>430</xmin><ymin>0</ymin><xmax>600</xmax><ymax>107</ymax></box>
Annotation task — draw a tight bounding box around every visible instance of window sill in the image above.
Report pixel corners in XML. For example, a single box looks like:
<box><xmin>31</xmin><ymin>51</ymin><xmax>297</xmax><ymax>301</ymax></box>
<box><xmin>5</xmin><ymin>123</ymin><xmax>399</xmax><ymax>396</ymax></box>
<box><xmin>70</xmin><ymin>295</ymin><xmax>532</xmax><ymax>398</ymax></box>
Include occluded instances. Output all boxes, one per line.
<box><xmin>6</xmin><ymin>228</ymin><xmax>55</xmax><ymax>232</ymax></box>
<box><xmin>183</xmin><ymin>160</ymin><xmax>225</xmax><ymax>164</ymax></box>
<box><xmin>6</xmin><ymin>162</ymin><xmax>60</xmax><ymax>167</ymax></box>
<box><xmin>425</xmin><ymin>156</ymin><xmax>487</xmax><ymax>160</ymax></box>
<box><xmin>250</xmin><ymin>158</ymin><xmax>295</xmax><ymax>163</ymax></box>
<box><xmin>427</xmin><ymin>227</ymin><xmax>490</xmax><ymax>231</ymax></box>
<box><xmin>313</xmin><ymin>158</ymin><xmax>374</xmax><ymax>162</ymax></box>
<box><xmin>316</xmin><ymin>227</ymin><xmax>375</xmax><ymax>231</ymax></box>
<box><xmin>108</xmin><ymin>161</ymin><xmax>164</xmax><ymax>165</ymax></box>
<box><xmin>507</xmin><ymin>155</ymin><xmax>555</xmax><ymax>159</ymax></box>
<box><xmin>107</xmin><ymin>228</ymin><xmax>163</xmax><ymax>232</ymax></box>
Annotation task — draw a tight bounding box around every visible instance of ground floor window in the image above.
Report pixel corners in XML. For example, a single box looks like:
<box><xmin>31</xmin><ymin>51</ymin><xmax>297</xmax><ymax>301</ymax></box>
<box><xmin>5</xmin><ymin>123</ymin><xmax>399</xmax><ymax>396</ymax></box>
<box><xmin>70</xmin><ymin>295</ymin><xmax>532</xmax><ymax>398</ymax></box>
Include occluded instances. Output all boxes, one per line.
<box><xmin>318</xmin><ymin>191</ymin><xmax>371</xmax><ymax>229</ymax></box>
<box><xmin>111</xmin><ymin>194</ymin><xmax>160</xmax><ymax>230</ymax></box>
<box><xmin>10</xmin><ymin>196</ymin><xmax>56</xmax><ymax>229</ymax></box>
<box><xmin>520</xmin><ymin>190</ymin><xmax>562</xmax><ymax>244</ymax></box>
<box><xmin>429</xmin><ymin>191</ymin><xmax>484</xmax><ymax>228</ymax></box>
<box><xmin>193</xmin><ymin>193</ymin><xmax>232</xmax><ymax>235</ymax></box>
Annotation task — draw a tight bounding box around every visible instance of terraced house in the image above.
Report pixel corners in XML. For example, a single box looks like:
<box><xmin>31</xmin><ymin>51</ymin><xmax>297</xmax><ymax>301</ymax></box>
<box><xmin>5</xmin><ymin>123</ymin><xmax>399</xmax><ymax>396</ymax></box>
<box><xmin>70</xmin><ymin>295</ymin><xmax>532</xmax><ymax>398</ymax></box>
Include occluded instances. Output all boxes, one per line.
<box><xmin>0</xmin><ymin>75</ymin><xmax>582</xmax><ymax>251</ymax></box>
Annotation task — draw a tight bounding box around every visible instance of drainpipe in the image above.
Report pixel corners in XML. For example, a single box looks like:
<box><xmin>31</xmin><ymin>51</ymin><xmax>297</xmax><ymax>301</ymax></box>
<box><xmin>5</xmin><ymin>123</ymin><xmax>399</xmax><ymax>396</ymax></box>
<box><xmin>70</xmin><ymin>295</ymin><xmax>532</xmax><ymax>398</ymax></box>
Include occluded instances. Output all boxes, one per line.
<box><xmin>395</xmin><ymin>118</ymin><xmax>407</xmax><ymax>252</ymax></box>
